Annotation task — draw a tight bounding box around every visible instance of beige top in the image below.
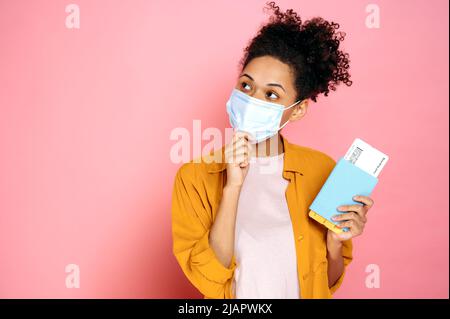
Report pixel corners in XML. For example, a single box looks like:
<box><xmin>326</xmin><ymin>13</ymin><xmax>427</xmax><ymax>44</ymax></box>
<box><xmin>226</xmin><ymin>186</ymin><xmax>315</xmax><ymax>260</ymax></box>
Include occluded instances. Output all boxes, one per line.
<box><xmin>232</xmin><ymin>153</ymin><xmax>300</xmax><ymax>298</ymax></box>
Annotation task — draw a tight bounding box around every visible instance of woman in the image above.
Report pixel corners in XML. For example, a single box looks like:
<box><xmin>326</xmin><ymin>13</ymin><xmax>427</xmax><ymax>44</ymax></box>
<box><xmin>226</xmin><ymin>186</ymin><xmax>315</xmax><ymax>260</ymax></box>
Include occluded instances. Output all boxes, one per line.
<box><xmin>171</xmin><ymin>2</ymin><xmax>374</xmax><ymax>299</ymax></box>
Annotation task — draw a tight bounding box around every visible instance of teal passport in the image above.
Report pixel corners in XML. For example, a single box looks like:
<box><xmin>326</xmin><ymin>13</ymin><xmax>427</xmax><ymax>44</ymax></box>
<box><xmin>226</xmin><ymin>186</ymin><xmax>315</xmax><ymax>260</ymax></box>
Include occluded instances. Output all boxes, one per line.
<box><xmin>308</xmin><ymin>157</ymin><xmax>379</xmax><ymax>234</ymax></box>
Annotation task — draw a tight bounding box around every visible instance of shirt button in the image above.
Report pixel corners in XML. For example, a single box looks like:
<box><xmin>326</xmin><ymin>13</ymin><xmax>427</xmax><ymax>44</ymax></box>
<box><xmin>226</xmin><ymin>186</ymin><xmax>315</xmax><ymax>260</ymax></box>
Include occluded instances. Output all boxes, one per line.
<box><xmin>297</xmin><ymin>235</ymin><xmax>304</xmax><ymax>241</ymax></box>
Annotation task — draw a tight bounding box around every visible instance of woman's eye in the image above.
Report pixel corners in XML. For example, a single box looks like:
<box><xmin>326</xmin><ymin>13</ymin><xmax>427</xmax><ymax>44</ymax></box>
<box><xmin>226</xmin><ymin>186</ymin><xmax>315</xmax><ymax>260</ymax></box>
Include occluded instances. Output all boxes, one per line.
<box><xmin>241</xmin><ymin>82</ymin><xmax>251</xmax><ymax>91</ymax></box>
<box><xmin>266</xmin><ymin>91</ymin><xmax>278</xmax><ymax>100</ymax></box>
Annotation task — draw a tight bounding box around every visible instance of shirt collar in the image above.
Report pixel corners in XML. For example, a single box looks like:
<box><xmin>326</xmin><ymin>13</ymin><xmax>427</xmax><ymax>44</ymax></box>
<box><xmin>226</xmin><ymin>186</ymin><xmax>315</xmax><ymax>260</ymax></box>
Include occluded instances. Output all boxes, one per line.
<box><xmin>206</xmin><ymin>134</ymin><xmax>304</xmax><ymax>175</ymax></box>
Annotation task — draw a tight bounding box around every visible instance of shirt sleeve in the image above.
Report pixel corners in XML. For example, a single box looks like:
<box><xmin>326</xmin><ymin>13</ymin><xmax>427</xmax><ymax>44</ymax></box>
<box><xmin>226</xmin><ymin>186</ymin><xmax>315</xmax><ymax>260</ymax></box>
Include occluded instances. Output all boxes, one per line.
<box><xmin>171</xmin><ymin>165</ymin><xmax>236</xmax><ymax>299</ymax></box>
<box><xmin>329</xmin><ymin>237</ymin><xmax>353</xmax><ymax>295</ymax></box>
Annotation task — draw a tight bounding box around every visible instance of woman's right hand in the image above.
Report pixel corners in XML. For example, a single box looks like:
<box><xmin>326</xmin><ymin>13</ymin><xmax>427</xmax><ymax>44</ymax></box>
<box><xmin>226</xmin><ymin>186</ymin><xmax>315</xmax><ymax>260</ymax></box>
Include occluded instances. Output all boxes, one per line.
<box><xmin>224</xmin><ymin>131</ymin><xmax>252</xmax><ymax>188</ymax></box>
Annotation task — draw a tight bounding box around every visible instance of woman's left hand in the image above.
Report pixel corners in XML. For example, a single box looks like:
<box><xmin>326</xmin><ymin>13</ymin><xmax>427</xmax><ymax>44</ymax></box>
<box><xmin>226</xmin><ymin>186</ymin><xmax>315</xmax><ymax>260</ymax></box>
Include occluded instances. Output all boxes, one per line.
<box><xmin>327</xmin><ymin>195</ymin><xmax>375</xmax><ymax>243</ymax></box>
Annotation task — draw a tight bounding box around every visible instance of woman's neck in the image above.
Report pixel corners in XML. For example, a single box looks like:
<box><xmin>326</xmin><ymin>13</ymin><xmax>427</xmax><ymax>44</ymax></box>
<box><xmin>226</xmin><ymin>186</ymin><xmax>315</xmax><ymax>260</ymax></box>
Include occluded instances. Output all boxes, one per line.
<box><xmin>250</xmin><ymin>133</ymin><xmax>284</xmax><ymax>157</ymax></box>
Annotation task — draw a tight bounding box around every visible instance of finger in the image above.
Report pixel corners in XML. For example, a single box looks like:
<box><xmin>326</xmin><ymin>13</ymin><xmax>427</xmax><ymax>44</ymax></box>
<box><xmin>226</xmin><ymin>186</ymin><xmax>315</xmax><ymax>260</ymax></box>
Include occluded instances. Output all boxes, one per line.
<box><xmin>236</xmin><ymin>130</ymin><xmax>255</xmax><ymax>142</ymax></box>
<box><xmin>226</xmin><ymin>140</ymin><xmax>248</xmax><ymax>153</ymax></box>
<box><xmin>336</xmin><ymin>219</ymin><xmax>363</xmax><ymax>232</ymax></box>
<box><xmin>337</xmin><ymin>204</ymin><xmax>367</xmax><ymax>218</ymax></box>
<box><xmin>230</xmin><ymin>148</ymin><xmax>249</xmax><ymax>159</ymax></box>
<box><xmin>353</xmin><ymin>195</ymin><xmax>374</xmax><ymax>208</ymax></box>
<box><xmin>230</xmin><ymin>133</ymin><xmax>246</xmax><ymax>146</ymax></box>
<box><xmin>234</xmin><ymin>141</ymin><xmax>252</xmax><ymax>158</ymax></box>
<box><xmin>227</xmin><ymin>142</ymin><xmax>250</xmax><ymax>158</ymax></box>
<box><xmin>232</xmin><ymin>135</ymin><xmax>248</xmax><ymax>146</ymax></box>
<box><xmin>226</xmin><ymin>137</ymin><xmax>249</xmax><ymax>152</ymax></box>
<box><xmin>332</xmin><ymin>211</ymin><xmax>364</xmax><ymax>223</ymax></box>
<box><xmin>234</xmin><ymin>136</ymin><xmax>250</xmax><ymax>148</ymax></box>
<box><xmin>337</xmin><ymin>220</ymin><xmax>363</xmax><ymax>238</ymax></box>
<box><xmin>232</xmin><ymin>137</ymin><xmax>250</xmax><ymax>153</ymax></box>
<box><xmin>233</xmin><ymin>131</ymin><xmax>251</xmax><ymax>142</ymax></box>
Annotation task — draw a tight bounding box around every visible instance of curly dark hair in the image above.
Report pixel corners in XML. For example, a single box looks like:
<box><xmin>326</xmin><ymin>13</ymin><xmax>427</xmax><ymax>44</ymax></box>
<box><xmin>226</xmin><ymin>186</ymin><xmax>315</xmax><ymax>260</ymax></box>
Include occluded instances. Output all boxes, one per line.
<box><xmin>239</xmin><ymin>1</ymin><xmax>352</xmax><ymax>102</ymax></box>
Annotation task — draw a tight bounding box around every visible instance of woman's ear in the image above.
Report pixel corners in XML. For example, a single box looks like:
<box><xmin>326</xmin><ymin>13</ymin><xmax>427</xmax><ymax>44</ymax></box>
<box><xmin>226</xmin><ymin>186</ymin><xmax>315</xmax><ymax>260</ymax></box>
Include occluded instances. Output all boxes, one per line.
<box><xmin>289</xmin><ymin>99</ymin><xmax>308</xmax><ymax>122</ymax></box>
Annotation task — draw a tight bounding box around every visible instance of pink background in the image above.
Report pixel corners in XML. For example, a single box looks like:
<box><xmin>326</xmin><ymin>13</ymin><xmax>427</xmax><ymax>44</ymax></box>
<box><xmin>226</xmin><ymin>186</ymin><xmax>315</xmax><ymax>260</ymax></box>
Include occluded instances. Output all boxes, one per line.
<box><xmin>0</xmin><ymin>0</ymin><xmax>448</xmax><ymax>298</ymax></box>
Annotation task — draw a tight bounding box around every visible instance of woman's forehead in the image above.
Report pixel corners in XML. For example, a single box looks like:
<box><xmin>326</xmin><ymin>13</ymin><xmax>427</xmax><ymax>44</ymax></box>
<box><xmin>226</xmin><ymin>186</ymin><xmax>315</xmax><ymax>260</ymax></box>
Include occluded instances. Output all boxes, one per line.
<box><xmin>242</xmin><ymin>56</ymin><xmax>294</xmax><ymax>88</ymax></box>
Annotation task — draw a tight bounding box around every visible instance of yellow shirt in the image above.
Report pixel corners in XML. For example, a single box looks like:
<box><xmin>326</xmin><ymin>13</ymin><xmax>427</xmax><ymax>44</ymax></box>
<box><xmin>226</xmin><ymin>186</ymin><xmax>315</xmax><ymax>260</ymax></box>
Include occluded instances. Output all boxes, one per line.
<box><xmin>171</xmin><ymin>134</ymin><xmax>353</xmax><ymax>299</ymax></box>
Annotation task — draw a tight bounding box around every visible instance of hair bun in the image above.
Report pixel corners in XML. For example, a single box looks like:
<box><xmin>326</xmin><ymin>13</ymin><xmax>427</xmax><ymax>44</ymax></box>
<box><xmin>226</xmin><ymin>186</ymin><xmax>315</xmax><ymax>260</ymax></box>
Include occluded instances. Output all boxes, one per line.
<box><xmin>239</xmin><ymin>1</ymin><xmax>352</xmax><ymax>103</ymax></box>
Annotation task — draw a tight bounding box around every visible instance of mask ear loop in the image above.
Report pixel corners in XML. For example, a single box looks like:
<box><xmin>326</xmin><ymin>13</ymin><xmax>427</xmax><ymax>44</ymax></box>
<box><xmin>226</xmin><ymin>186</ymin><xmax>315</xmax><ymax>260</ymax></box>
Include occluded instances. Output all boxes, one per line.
<box><xmin>277</xmin><ymin>99</ymin><xmax>303</xmax><ymax>130</ymax></box>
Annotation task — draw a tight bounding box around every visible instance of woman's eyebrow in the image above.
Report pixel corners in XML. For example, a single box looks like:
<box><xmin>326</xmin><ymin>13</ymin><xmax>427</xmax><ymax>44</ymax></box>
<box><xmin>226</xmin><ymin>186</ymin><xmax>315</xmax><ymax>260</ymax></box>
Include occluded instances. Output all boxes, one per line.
<box><xmin>267</xmin><ymin>83</ymin><xmax>285</xmax><ymax>92</ymax></box>
<box><xmin>240</xmin><ymin>73</ymin><xmax>254</xmax><ymax>80</ymax></box>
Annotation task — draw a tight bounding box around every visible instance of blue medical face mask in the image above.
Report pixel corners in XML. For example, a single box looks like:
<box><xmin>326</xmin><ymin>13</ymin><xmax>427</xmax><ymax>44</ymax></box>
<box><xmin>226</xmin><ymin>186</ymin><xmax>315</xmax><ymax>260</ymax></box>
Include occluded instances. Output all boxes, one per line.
<box><xmin>226</xmin><ymin>88</ymin><xmax>302</xmax><ymax>144</ymax></box>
